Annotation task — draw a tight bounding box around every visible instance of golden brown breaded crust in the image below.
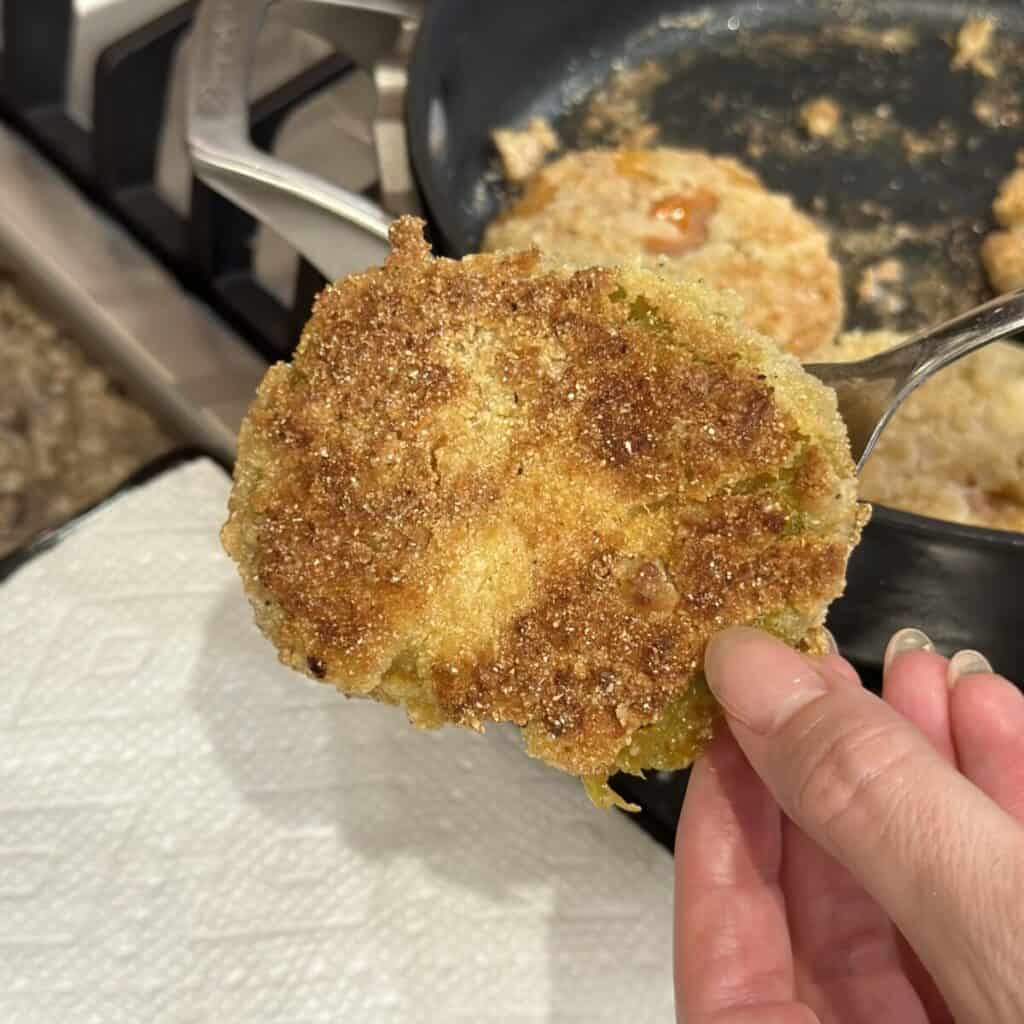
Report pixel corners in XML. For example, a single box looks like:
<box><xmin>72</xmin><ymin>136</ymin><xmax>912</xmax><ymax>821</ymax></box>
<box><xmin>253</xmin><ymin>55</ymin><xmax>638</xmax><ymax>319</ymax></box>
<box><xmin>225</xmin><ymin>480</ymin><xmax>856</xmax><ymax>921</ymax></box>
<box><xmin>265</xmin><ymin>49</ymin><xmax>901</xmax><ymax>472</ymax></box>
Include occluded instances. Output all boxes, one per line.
<box><xmin>223</xmin><ymin>218</ymin><xmax>864</xmax><ymax>793</ymax></box>
<box><xmin>483</xmin><ymin>147</ymin><xmax>844</xmax><ymax>356</ymax></box>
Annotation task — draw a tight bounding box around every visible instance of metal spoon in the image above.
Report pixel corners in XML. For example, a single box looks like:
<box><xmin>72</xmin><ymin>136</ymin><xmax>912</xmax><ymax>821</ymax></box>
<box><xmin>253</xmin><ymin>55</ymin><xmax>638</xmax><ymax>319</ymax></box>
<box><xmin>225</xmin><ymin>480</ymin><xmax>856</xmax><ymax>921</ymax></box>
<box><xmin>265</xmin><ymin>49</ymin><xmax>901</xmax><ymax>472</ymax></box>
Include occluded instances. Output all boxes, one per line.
<box><xmin>804</xmin><ymin>288</ymin><xmax>1024</xmax><ymax>471</ymax></box>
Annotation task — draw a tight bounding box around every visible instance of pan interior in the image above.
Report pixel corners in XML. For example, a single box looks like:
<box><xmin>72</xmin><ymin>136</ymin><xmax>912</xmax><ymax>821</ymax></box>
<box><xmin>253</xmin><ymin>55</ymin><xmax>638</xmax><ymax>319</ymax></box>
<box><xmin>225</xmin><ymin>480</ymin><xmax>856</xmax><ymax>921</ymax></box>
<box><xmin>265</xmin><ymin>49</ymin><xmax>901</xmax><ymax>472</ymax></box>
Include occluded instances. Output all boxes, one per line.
<box><xmin>409</xmin><ymin>0</ymin><xmax>1024</xmax><ymax>334</ymax></box>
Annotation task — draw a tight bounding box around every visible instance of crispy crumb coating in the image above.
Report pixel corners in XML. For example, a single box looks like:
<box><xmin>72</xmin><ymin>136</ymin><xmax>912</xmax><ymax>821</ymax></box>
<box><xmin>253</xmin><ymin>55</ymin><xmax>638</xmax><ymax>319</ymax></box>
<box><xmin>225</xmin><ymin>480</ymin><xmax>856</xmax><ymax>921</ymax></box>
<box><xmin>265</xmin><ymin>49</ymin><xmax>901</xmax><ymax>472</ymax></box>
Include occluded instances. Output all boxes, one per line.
<box><xmin>483</xmin><ymin>147</ymin><xmax>844</xmax><ymax>357</ymax></box>
<box><xmin>223</xmin><ymin>217</ymin><xmax>865</xmax><ymax>808</ymax></box>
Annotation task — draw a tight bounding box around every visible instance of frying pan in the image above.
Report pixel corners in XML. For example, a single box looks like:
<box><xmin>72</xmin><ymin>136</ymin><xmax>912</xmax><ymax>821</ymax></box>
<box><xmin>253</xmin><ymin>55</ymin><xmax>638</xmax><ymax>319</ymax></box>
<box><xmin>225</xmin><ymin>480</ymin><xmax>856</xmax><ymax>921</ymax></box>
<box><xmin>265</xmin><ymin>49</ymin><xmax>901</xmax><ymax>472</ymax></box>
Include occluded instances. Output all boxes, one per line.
<box><xmin>189</xmin><ymin>0</ymin><xmax>1024</xmax><ymax>681</ymax></box>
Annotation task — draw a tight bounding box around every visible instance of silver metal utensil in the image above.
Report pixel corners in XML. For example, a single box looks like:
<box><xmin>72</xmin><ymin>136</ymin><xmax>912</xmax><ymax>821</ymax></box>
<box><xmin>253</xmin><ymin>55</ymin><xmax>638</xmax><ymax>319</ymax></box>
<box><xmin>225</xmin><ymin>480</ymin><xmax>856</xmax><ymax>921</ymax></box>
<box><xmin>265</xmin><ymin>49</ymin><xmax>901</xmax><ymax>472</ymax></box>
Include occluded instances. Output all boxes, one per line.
<box><xmin>804</xmin><ymin>289</ymin><xmax>1024</xmax><ymax>471</ymax></box>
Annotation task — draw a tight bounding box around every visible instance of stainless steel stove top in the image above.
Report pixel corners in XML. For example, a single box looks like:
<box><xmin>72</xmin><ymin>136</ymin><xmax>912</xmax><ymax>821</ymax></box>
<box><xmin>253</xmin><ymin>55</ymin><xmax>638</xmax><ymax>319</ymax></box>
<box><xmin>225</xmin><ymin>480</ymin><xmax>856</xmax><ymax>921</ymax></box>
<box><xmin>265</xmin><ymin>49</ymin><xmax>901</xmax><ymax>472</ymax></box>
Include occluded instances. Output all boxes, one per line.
<box><xmin>0</xmin><ymin>0</ymin><xmax>416</xmax><ymax>463</ymax></box>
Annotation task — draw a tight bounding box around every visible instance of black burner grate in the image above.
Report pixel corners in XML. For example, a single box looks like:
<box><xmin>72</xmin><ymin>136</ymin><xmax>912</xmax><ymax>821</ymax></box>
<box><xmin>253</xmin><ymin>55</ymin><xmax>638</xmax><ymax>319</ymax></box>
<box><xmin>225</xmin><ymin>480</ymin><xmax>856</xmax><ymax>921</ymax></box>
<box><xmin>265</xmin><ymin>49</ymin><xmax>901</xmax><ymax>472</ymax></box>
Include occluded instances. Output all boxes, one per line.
<box><xmin>0</xmin><ymin>0</ymin><xmax>337</xmax><ymax>362</ymax></box>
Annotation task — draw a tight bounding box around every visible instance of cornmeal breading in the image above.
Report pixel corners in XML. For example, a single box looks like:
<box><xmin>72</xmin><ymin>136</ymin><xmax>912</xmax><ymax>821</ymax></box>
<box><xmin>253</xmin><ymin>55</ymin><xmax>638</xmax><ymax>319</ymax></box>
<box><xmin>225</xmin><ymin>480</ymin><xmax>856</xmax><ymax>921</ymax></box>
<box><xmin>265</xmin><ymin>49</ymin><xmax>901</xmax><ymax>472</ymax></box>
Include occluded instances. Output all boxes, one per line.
<box><xmin>483</xmin><ymin>147</ymin><xmax>844</xmax><ymax>357</ymax></box>
<box><xmin>224</xmin><ymin>218</ymin><xmax>865</xmax><ymax>808</ymax></box>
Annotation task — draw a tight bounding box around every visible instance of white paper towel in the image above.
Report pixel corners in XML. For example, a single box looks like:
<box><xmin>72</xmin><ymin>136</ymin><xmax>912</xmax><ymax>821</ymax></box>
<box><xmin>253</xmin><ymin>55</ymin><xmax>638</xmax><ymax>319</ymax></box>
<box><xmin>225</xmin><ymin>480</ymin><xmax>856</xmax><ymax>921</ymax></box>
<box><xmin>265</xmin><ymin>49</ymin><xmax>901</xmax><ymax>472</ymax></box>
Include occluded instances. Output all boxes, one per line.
<box><xmin>0</xmin><ymin>458</ymin><xmax>676</xmax><ymax>1023</ymax></box>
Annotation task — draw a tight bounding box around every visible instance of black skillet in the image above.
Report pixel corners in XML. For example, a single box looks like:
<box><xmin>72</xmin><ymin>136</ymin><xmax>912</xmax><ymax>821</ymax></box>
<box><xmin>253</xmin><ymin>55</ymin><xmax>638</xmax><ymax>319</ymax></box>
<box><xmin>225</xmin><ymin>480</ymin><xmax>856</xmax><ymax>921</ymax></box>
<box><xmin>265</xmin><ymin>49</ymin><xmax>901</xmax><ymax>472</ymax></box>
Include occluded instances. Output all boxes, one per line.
<box><xmin>190</xmin><ymin>0</ymin><xmax>1024</xmax><ymax>836</ymax></box>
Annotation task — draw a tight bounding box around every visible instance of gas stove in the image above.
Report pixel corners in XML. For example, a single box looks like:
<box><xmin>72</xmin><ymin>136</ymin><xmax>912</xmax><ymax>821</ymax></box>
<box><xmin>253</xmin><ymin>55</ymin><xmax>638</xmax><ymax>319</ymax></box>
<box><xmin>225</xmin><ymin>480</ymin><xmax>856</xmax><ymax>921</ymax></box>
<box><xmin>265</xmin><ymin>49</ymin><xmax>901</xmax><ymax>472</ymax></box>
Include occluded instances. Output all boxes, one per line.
<box><xmin>0</xmin><ymin>0</ymin><xmax>415</xmax><ymax>465</ymax></box>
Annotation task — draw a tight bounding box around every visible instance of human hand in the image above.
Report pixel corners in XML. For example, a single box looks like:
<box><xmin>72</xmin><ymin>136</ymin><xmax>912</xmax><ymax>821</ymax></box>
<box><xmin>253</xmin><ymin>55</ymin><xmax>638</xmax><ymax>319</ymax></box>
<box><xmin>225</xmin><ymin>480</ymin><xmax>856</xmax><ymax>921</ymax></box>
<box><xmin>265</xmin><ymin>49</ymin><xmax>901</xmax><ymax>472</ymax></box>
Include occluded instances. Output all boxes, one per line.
<box><xmin>674</xmin><ymin>627</ymin><xmax>1024</xmax><ymax>1024</ymax></box>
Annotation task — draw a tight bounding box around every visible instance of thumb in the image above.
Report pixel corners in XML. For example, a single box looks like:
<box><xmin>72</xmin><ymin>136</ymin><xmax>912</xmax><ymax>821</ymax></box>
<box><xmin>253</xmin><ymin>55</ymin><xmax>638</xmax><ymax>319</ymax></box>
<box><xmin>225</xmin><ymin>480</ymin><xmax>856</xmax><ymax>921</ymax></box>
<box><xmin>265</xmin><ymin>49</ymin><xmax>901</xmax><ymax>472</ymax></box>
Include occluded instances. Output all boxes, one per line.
<box><xmin>704</xmin><ymin>626</ymin><xmax>1024</xmax><ymax>1024</ymax></box>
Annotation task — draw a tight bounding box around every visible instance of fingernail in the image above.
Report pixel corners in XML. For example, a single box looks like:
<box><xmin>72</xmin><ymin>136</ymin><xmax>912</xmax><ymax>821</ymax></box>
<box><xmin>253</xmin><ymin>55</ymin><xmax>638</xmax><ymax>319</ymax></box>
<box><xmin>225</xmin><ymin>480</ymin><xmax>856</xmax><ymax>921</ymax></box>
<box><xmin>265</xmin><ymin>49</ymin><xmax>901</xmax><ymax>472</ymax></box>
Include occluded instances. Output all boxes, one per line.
<box><xmin>823</xmin><ymin>628</ymin><xmax>839</xmax><ymax>655</ymax></box>
<box><xmin>705</xmin><ymin>627</ymin><xmax>829</xmax><ymax>735</ymax></box>
<box><xmin>883</xmin><ymin>627</ymin><xmax>934</xmax><ymax>670</ymax></box>
<box><xmin>947</xmin><ymin>649</ymin><xmax>993</xmax><ymax>688</ymax></box>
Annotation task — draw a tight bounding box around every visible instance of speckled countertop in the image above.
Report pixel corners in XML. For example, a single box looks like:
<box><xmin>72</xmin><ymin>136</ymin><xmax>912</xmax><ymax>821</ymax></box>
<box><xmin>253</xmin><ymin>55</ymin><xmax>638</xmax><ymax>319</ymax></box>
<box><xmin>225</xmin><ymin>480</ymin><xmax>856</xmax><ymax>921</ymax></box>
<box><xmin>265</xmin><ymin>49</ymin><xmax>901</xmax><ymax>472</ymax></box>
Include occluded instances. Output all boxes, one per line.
<box><xmin>0</xmin><ymin>277</ymin><xmax>177</xmax><ymax>559</ymax></box>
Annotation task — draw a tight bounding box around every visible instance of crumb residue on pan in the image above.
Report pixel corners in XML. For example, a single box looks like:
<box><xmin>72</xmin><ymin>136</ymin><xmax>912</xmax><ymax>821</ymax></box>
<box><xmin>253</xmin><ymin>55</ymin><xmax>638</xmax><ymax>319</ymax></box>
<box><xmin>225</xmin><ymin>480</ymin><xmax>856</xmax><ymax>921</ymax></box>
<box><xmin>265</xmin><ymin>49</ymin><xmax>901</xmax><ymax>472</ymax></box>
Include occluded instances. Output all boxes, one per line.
<box><xmin>972</xmin><ymin>91</ymin><xmax>1023</xmax><ymax>130</ymax></box>
<box><xmin>827</xmin><ymin>23</ymin><xmax>918</xmax><ymax>53</ymax></box>
<box><xmin>831</xmin><ymin>213</ymin><xmax>988</xmax><ymax>329</ymax></box>
<box><xmin>969</xmin><ymin>24</ymin><xmax>1024</xmax><ymax>129</ymax></box>
<box><xmin>856</xmin><ymin>258</ymin><xmax>906</xmax><ymax>316</ymax></box>
<box><xmin>492</xmin><ymin>117</ymin><xmax>559</xmax><ymax>183</ymax></box>
<box><xmin>951</xmin><ymin>15</ymin><xmax>997</xmax><ymax>77</ymax></box>
<box><xmin>900</xmin><ymin>121</ymin><xmax>959</xmax><ymax>161</ymax></box>
<box><xmin>579</xmin><ymin>59</ymin><xmax>667</xmax><ymax>148</ymax></box>
<box><xmin>747</xmin><ymin>24</ymin><xmax>918</xmax><ymax>59</ymax></box>
<box><xmin>744</xmin><ymin>98</ymin><xmax>957</xmax><ymax>163</ymax></box>
<box><xmin>799</xmin><ymin>96</ymin><xmax>841</xmax><ymax>139</ymax></box>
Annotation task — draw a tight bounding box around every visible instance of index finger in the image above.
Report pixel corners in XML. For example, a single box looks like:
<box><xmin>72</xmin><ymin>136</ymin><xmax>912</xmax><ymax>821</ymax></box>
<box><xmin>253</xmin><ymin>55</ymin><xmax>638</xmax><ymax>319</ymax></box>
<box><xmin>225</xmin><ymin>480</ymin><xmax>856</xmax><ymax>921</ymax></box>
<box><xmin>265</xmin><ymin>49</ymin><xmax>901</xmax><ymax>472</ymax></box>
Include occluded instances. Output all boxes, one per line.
<box><xmin>675</xmin><ymin>727</ymin><xmax>798</xmax><ymax>1022</ymax></box>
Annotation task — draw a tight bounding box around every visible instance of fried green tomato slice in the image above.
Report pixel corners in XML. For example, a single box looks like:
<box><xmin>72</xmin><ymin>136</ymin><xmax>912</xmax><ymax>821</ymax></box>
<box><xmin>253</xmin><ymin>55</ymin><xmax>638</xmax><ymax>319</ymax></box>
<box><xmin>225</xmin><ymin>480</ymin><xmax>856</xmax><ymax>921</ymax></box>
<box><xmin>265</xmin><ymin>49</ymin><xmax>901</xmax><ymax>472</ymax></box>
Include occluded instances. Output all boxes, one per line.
<box><xmin>222</xmin><ymin>217</ymin><xmax>867</xmax><ymax>809</ymax></box>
